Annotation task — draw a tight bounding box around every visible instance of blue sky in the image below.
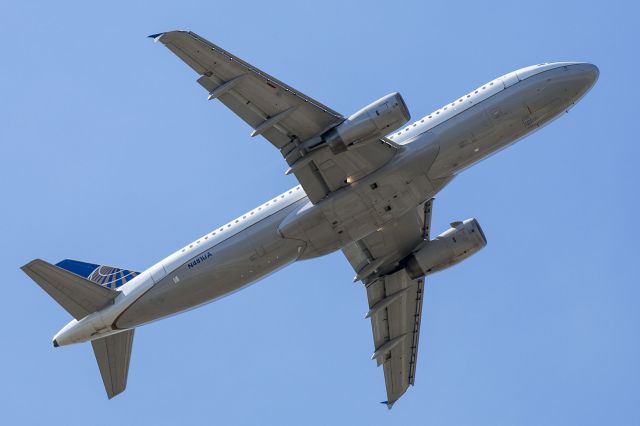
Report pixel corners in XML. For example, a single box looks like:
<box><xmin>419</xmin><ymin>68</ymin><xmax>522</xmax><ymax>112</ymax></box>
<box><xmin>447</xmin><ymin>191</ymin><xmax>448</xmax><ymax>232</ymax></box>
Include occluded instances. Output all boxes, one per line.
<box><xmin>1</xmin><ymin>1</ymin><xmax>638</xmax><ymax>424</ymax></box>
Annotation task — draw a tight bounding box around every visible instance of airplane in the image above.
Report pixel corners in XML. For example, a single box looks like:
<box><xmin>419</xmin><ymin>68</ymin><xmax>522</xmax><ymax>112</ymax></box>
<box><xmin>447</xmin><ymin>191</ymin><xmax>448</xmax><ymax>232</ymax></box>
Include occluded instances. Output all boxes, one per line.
<box><xmin>21</xmin><ymin>30</ymin><xmax>598</xmax><ymax>408</ymax></box>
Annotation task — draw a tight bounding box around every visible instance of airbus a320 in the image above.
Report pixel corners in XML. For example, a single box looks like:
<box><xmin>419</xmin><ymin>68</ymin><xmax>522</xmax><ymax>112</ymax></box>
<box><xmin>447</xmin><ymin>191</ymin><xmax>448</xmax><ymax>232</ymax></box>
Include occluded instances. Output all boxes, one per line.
<box><xmin>22</xmin><ymin>31</ymin><xmax>598</xmax><ymax>407</ymax></box>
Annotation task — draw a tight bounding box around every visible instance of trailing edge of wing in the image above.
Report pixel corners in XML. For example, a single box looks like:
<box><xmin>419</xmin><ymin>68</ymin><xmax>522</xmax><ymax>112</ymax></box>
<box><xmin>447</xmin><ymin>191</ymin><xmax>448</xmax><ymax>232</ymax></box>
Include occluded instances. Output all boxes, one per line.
<box><xmin>341</xmin><ymin>201</ymin><xmax>433</xmax><ymax>407</ymax></box>
<box><xmin>150</xmin><ymin>30</ymin><xmax>399</xmax><ymax>203</ymax></box>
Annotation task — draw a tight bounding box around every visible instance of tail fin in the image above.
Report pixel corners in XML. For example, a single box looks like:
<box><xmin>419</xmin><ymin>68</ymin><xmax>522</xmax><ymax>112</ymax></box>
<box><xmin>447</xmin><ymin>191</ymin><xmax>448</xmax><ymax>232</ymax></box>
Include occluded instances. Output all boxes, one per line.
<box><xmin>56</xmin><ymin>259</ymin><xmax>140</xmax><ymax>289</ymax></box>
<box><xmin>21</xmin><ymin>259</ymin><xmax>119</xmax><ymax>320</ymax></box>
<box><xmin>92</xmin><ymin>329</ymin><xmax>135</xmax><ymax>399</ymax></box>
<box><xmin>23</xmin><ymin>259</ymin><xmax>137</xmax><ymax>399</ymax></box>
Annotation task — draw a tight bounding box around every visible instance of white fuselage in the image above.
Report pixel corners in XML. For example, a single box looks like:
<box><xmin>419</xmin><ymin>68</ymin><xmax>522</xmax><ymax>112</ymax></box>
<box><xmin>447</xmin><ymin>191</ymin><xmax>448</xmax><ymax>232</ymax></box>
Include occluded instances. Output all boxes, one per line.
<box><xmin>54</xmin><ymin>62</ymin><xmax>598</xmax><ymax>346</ymax></box>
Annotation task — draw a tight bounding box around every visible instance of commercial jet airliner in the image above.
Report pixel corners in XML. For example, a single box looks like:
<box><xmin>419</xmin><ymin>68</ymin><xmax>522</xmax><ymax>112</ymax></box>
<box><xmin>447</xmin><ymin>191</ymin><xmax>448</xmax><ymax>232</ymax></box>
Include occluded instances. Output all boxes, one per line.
<box><xmin>21</xmin><ymin>30</ymin><xmax>598</xmax><ymax>407</ymax></box>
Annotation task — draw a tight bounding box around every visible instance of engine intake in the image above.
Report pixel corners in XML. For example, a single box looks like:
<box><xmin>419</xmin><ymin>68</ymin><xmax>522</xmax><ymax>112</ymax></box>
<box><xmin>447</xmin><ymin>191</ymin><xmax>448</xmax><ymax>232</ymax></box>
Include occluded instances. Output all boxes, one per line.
<box><xmin>323</xmin><ymin>92</ymin><xmax>410</xmax><ymax>153</ymax></box>
<box><xmin>405</xmin><ymin>218</ymin><xmax>487</xmax><ymax>279</ymax></box>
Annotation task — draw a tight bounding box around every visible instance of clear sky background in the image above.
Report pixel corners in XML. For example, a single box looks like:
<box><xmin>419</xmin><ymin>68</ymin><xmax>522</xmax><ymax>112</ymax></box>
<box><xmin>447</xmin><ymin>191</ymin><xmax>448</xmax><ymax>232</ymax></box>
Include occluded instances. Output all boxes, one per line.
<box><xmin>1</xmin><ymin>1</ymin><xmax>638</xmax><ymax>425</ymax></box>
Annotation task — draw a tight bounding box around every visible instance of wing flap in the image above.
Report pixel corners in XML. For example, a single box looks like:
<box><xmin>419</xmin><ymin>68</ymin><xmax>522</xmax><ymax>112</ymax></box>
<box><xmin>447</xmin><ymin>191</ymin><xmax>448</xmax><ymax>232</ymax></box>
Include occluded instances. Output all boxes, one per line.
<box><xmin>367</xmin><ymin>269</ymin><xmax>424</xmax><ymax>404</ymax></box>
<box><xmin>153</xmin><ymin>30</ymin><xmax>399</xmax><ymax>204</ymax></box>
<box><xmin>158</xmin><ymin>30</ymin><xmax>343</xmax><ymax>147</ymax></box>
<box><xmin>342</xmin><ymin>200</ymin><xmax>433</xmax><ymax>406</ymax></box>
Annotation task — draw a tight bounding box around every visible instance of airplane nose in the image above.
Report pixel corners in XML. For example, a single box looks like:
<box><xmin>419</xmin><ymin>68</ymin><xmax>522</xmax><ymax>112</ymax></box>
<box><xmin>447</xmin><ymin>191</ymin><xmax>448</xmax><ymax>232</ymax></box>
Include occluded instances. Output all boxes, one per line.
<box><xmin>569</xmin><ymin>62</ymin><xmax>599</xmax><ymax>91</ymax></box>
<box><xmin>577</xmin><ymin>63</ymin><xmax>599</xmax><ymax>84</ymax></box>
<box><xmin>553</xmin><ymin>62</ymin><xmax>599</xmax><ymax>104</ymax></box>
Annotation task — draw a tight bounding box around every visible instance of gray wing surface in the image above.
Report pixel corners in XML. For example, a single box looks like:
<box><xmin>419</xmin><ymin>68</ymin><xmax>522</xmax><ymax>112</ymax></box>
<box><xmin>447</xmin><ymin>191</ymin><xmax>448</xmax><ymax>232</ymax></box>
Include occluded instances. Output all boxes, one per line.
<box><xmin>152</xmin><ymin>31</ymin><xmax>397</xmax><ymax>203</ymax></box>
<box><xmin>91</xmin><ymin>329</ymin><xmax>135</xmax><ymax>399</ymax></box>
<box><xmin>342</xmin><ymin>200</ymin><xmax>433</xmax><ymax>408</ymax></box>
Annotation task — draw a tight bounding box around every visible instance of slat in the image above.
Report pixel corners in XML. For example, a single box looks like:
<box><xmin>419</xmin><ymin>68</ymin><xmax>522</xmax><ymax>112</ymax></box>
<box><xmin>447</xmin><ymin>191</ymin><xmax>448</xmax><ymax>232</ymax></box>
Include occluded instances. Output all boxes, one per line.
<box><xmin>153</xmin><ymin>30</ymin><xmax>399</xmax><ymax>204</ymax></box>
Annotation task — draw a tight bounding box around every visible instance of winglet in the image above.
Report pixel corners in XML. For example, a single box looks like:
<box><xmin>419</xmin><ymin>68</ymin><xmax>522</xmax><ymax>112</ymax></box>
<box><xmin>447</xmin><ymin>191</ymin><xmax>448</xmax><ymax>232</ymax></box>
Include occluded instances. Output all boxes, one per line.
<box><xmin>147</xmin><ymin>32</ymin><xmax>165</xmax><ymax>42</ymax></box>
<box><xmin>380</xmin><ymin>401</ymin><xmax>395</xmax><ymax>410</ymax></box>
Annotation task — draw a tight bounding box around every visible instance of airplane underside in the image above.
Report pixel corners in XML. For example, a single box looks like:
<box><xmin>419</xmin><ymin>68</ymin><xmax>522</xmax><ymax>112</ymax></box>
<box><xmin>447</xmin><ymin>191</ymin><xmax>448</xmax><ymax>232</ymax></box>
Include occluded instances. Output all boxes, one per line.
<box><xmin>21</xmin><ymin>30</ymin><xmax>598</xmax><ymax>405</ymax></box>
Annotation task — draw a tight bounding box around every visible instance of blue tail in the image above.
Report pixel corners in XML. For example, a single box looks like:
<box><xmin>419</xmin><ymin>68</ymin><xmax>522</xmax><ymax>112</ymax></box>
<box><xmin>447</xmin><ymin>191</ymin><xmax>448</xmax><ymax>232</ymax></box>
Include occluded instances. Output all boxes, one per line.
<box><xmin>56</xmin><ymin>259</ymin><xmax>140</xmax><ymax>289</ymax></box>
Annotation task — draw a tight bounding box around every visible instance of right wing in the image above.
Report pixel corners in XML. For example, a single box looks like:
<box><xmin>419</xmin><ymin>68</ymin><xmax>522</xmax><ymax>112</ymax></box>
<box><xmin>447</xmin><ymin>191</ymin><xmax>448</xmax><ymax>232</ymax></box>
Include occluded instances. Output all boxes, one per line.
<box><xmin>152</xmin><ymin>31</ymin><xmax>398</xmax><ymax>203</ymax></box>
<box><xmin>342</xmin><ymin>200</ymin><xmax>433</xmax><ymax>408</ymax></box>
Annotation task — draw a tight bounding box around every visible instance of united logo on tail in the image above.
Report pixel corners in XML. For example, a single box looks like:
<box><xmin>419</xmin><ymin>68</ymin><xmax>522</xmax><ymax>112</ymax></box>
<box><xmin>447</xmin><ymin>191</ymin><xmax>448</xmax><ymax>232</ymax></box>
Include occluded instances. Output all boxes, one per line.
<box><xmin>56</xmin><ymin>259</ymin><xmax>139</xmax><ymax>289</ymax></box>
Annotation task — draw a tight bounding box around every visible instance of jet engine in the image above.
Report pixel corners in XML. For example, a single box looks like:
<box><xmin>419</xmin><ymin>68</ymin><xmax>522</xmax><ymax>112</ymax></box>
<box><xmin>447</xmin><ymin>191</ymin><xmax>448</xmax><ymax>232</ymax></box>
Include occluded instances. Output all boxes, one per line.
<box><xmin>405</xmin><ymin>218</ymin><xmax>487</xmax><ymax>279</ymax></box>
<box><xmin>323</xmin><ymin>92</ymin><xmax>410</xmax><ymax>153</ymax></box>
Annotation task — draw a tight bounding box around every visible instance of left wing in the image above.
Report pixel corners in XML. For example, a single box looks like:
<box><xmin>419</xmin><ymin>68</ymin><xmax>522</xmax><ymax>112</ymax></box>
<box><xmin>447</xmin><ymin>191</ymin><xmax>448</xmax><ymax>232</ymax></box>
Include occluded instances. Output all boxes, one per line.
<box><xmin>342</xmin><ymin>200</ymin><xmax>433</xmax><ymax>408</ymax></box>
<box><xmin>151</xmin><ymin>31</ymin><xmax>398</xmax><ymax>203</ymax></box>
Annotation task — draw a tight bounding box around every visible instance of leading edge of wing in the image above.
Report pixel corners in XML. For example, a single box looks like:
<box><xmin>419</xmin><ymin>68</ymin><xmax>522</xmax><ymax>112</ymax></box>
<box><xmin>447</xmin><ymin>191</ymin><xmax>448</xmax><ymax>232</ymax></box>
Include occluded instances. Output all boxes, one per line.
<box><xmin>147</xmin><ymin>30</ymin><xmax>343</xmax><ymax>118</ymax></box>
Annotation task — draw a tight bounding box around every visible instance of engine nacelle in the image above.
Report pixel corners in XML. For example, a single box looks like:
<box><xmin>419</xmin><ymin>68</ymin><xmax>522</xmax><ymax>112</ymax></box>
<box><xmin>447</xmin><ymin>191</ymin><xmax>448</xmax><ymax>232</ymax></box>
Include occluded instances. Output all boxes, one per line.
<box><xmin>405</xmin><ymin>218</ymin><xmax>487</xmax><ymax>279</ymax></box>
<box><xmin>323</xmin><ymin>92</ymin><xmax>410</xmax><ymax>153</ymax></box>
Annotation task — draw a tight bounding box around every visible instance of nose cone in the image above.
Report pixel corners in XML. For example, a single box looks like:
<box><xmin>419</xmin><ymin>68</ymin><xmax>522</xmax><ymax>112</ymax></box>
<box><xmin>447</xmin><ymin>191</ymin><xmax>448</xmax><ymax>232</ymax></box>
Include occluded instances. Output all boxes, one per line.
<box><xmin>567</xmin><ymin>62</ymin><xmax>599</xmax><ymax>96</ymax></box>
<box><xmin>573</xmin><ymin>62</ymin><xmax>599</xmax><ymax>85</ymax></box>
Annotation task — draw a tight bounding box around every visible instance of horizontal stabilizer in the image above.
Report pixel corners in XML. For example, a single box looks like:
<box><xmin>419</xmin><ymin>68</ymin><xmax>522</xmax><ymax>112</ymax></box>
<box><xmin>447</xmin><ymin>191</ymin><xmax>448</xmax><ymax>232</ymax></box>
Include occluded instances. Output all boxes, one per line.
<box><xmin>21</xmin><ymin>259</ymin><xmax>119</xmax><ymax>320</ymax></box>
<box><xmin>92</xmin><ymin>329</ymin><xmax>135</xmax><ymax>399</ymax></box>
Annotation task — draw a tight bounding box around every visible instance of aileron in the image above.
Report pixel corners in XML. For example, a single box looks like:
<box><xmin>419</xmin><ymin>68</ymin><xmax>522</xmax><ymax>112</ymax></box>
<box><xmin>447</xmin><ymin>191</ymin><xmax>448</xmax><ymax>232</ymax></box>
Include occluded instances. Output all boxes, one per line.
<box><xmin>342</xmin><ymin>201</ymin><xmax>433</xmax><ymax>406</ymax></box>
<box><xmin>152</xmin><ymin>30</ymin><xmax>403</xmax><ymax>203</ymax></box>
